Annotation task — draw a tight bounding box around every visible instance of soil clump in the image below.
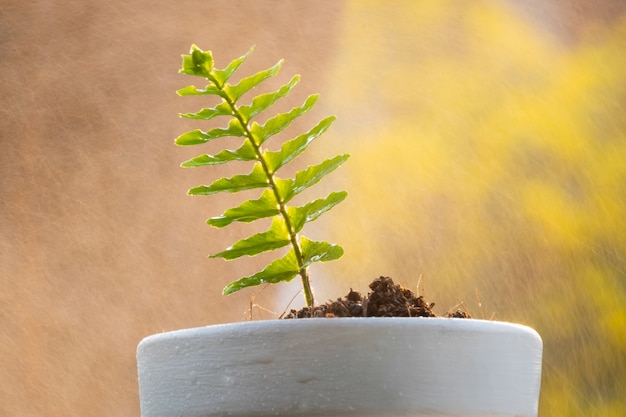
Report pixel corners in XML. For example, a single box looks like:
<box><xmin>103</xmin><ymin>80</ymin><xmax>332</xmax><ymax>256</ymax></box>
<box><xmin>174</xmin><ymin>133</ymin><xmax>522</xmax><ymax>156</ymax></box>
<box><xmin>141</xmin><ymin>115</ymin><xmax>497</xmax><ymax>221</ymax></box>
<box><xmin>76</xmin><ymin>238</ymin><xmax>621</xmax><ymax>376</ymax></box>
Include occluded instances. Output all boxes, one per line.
<box><xmin>283</xmin><ymin>276</ymin><xmax>471</xmax><ymax>319</ymax></box>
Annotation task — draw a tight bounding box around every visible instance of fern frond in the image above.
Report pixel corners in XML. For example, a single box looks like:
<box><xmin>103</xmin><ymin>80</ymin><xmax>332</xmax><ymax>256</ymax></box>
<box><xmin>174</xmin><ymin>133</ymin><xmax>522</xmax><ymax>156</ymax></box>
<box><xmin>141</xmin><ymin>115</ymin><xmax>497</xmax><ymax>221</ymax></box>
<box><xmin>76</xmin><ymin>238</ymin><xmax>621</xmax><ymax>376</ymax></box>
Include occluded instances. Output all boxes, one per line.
<box><xmin>177</xmin><ymin>45</ymin><xmax>348</xmax><ymax>307</ymax></box>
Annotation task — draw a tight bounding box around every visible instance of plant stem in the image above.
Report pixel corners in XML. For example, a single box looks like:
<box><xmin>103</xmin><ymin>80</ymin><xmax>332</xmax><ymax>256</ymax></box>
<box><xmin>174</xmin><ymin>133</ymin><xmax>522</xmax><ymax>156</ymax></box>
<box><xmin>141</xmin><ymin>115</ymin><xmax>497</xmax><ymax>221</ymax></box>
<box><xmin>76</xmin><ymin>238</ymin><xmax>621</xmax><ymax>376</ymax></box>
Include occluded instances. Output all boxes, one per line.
<box><xmin>220</xmin><ymin>89</ymin><xmax>315</xmax><ymax>307</ymax></box>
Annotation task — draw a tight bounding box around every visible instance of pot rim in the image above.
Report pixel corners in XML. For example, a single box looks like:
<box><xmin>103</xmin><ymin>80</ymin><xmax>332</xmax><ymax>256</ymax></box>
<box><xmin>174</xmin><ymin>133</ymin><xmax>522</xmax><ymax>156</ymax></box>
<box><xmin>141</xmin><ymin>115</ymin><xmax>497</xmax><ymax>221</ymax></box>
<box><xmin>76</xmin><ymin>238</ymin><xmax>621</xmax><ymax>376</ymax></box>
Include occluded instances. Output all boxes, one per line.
<box><xmin>139</xmin><ymin>316</ymin><xmax>540</xmax><ymax>346</ymax></box>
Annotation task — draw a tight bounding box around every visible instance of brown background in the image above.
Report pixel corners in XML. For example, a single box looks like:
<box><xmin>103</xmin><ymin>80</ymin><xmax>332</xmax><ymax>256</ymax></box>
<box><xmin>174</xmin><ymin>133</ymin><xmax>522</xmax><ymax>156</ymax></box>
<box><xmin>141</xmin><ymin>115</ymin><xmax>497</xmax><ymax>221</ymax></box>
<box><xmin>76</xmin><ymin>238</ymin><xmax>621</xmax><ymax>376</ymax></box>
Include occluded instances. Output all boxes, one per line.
<box><xmin>1</xmin><ymin>2</ymin><xmax>345</xmax><ymax>415</ymax></box>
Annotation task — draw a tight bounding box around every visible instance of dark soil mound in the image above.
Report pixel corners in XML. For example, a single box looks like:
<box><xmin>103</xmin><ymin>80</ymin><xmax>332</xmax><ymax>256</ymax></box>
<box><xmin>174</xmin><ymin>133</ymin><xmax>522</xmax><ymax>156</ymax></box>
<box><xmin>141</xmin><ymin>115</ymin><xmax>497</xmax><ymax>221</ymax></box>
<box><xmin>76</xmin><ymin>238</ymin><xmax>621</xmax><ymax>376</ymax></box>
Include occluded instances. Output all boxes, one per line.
<box><xmin>283</xmin><ymin>276</ymin><xmax>471</xmax><ymax>319</ymax></box>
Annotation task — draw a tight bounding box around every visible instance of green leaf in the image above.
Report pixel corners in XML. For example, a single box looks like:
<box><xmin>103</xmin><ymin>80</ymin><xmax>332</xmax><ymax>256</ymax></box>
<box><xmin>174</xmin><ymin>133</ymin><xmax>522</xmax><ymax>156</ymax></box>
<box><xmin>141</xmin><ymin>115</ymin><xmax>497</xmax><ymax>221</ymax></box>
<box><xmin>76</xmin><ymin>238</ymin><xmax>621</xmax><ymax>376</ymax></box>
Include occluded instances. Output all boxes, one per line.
<box><xmin>175</xmin><ymin>119</ymin><xmax>245</xmax><ymax>146</ymax></box>
<box><xmin>174</xmin><ymin>129</ymin><xmax>211</xmax><ymax>146</ymax></box>
<box><xmin>287</xmin><ymin>191</ymin><xmax>348</xmax><ymax>233</ymax></box>
<box><xmin>211</xmin><ymin>217</ymin><xmax>290</xmax><ymax>260</ymax></box>
<box><xmin>188</xmin><ymin>163</ymin><xmax>268</xmax><ymax>195</ymax></box>
<box><xmin>223</xmin><ymin>249</ymin><xmax>300</xmax><ymax>295</ymax></box>
<box><xmin>208</xmin><ymin>189</ymin><xmax>279</xmax><ymax>228</ymax></box>
<box><xmin>224</xmin><ymin>60</ymin><xmax>283</xmax><ymax>102</ymax></box>
<box><xmin>212</xmin><ymin>47</ymin><xmax>254</xmax><ymax>85</ymax></box>
<box><xmin>238</xmin><ymin>75</ymin><xmax>300</xmax><ymax>122</ymax></box>
<box><xmin>281</xmin><ymin>154</ymin><xmax>350</xmax><ymax>202</ymax></box>
<box><xmin>221</xmin><ymin>237</ymin><xmax>344</xmax><ymax>295</ymax></box>
<box><xmin>250</xmin><ymin>94</ymin><xmax>319</xmax><ymax>146</ymax></box>
<box><xmin>181</xmin><ymin>142</ymin><xmax>256</xmax><ymax>167</ymax></box>
<box><xmin>264</xmin><ymin>115</ymin><xmax>336</xmax><ymax>173</ymax></box>
<box><xmin>176</xmin><ymin>84</ymin><xmax>223</xmax><ymax>96</ymax></box>
<box><xmin>180</xmin><ymin>45</ymin><xmax>214</xmax><ymax>78</ymax></box>
<box><xmin>300</xmin><ymin>237</ymin><xmax>344</xmax><ymax>267</ymax></box>
<box><xmin>180</xmin><ymin>102</ymin><xmax>232</xmax><ymax>121</ymax></box>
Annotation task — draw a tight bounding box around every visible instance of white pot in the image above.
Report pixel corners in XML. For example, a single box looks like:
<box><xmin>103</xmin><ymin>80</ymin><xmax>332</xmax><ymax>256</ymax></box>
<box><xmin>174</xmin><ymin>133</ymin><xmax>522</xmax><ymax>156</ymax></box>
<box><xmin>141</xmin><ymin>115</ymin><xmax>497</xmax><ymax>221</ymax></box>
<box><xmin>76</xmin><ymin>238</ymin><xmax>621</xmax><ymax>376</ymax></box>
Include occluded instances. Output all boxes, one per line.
<box><xmin>137</xmin><ymin>318</ymin><xmax>542</xmax><ymax>417</ymax></box>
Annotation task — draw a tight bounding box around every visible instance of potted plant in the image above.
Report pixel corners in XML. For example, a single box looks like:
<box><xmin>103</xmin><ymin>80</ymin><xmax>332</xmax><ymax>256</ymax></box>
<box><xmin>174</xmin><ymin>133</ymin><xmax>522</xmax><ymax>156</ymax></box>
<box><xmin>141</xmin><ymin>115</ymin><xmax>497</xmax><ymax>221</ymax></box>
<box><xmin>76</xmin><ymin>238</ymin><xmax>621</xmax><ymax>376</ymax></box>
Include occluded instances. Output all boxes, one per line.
<box><xmin>136</xmin><ymin>46</ymin><xmax>543</xmax><ymax>417</ymax></box>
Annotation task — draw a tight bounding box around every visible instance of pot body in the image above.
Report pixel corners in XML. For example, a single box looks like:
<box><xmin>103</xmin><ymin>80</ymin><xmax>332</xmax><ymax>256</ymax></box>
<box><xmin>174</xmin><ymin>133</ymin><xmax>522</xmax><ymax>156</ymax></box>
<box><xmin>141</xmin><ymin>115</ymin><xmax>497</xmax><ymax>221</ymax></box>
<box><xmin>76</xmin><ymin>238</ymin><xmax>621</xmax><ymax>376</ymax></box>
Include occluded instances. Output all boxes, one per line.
<box><xmin>137</xmin><ymin>318</ymin><xmax>542</xmax><ymax>417</ymax></box>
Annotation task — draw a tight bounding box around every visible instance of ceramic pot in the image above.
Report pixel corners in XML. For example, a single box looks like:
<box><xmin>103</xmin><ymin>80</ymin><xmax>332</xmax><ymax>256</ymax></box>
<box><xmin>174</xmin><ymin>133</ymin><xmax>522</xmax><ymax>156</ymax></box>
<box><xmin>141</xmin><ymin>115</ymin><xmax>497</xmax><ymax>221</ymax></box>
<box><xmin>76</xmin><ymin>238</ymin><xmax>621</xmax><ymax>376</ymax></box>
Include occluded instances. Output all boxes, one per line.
<box><xmin>137</xmin><ymin>318</ymin><xmax>542</xmax><ymax>417</ymax></box>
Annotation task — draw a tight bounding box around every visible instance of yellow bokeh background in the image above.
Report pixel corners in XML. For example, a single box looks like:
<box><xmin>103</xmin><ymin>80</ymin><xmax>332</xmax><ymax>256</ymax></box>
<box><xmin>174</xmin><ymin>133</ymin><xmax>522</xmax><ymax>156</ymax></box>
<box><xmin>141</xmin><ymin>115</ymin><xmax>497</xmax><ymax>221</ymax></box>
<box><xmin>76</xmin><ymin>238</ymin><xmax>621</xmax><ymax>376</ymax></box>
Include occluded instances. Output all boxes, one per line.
<box><xmin>323</xmin><ymin>2</ymin><xmax>626</xmax><ymax>416</ymax></box>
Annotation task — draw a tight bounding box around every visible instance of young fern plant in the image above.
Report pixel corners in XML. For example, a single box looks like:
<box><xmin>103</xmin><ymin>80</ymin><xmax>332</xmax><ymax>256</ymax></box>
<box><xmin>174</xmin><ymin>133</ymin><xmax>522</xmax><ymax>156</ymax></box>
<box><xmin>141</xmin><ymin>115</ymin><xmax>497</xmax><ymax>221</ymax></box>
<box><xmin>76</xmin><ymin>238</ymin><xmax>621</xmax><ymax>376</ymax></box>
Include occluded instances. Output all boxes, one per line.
<box><xmin>176</xmin><ymin>45</ymin><xmax>349</xmax><ymax>308</ymax></box>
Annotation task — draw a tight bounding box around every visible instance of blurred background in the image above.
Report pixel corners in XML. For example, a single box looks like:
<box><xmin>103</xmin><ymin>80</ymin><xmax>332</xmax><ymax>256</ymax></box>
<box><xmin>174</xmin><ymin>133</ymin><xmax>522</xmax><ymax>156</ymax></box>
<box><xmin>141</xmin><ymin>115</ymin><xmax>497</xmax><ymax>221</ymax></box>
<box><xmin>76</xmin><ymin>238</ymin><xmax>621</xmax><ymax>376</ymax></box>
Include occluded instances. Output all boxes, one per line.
<box><xmin>1</xmin><ymin>0</ymin><xmax>625</xmax><ymax>416</ymax></box>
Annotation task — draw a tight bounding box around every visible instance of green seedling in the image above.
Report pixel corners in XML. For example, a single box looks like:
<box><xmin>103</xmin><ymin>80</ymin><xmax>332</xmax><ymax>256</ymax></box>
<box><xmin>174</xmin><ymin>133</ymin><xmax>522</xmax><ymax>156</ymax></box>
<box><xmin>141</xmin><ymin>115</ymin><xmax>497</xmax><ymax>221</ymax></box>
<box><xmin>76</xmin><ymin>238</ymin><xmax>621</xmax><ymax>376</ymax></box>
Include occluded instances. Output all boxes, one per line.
<box><xmin>176</xmin><ymin>45</ymin><xmax>349</xmax><ymax>307</ymax></box>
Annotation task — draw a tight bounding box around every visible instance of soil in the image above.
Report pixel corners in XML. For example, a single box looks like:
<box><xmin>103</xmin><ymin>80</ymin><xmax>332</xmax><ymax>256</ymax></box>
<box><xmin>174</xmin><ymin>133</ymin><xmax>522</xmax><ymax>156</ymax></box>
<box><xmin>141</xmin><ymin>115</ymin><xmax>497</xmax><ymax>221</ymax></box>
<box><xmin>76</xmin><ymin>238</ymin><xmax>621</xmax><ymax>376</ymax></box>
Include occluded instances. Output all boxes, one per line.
<box><xmin>283</xmin><ymin>276</ymin><xmax>472</xmax><ymax>319</ymax></box>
